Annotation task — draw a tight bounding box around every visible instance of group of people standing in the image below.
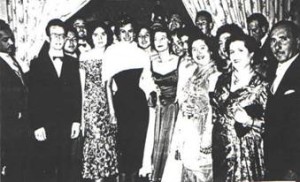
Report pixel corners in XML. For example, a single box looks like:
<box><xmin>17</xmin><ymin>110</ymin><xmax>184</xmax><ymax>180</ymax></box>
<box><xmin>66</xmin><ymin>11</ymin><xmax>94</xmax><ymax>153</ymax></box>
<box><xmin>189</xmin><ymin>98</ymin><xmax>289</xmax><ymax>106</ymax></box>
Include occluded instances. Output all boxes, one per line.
<box><xmin>1</xmin><ymin>2</ymin><xmax>300</xmax><ymax>182</ymax></box>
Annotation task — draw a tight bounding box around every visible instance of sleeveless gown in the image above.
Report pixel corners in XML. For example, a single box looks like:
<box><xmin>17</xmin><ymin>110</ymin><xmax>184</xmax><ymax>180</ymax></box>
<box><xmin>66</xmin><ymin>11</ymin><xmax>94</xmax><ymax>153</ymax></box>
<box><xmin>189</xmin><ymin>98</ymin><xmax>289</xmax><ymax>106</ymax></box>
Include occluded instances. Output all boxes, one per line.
<box><xmin>151</xmin><ymin>62</ymin><xmax>179</xmax><ymax>182</ymax></box>
<box><xmin>113</xmin><ymin>68</ymin><xmax>149</xmax><ymax>173</ymax></box>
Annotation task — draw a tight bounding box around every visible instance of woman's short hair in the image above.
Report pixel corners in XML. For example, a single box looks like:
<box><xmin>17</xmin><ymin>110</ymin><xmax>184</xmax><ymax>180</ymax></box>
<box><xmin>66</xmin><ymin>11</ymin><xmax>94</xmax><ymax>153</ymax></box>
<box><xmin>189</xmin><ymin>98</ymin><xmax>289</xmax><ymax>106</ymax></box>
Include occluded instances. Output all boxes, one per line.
<box><xmin>225</xmin><ymin>33</ymin><xmax>260</xmax><ymax>64</ymax></box>
<box><xmin>216</xmin><ymin>23</ymin><xmax>244</xmax><ymax>42</ymax></box>
<box><xmin>188</xmin><ymin>29</ymin><xmax>218</xmax><ymax>60</ymax></box>
<box><xmin>150</xmin><ymin>25</ymin><xmax>172</xmax><ymax>51</ymax></box>
<box><xmin>114</xmin><ymin>13</ymin><xmax>136</xmax><ymax>39</ymax></box>
<box><xmin>88</xmin><ymin>21</ymin><xmax>114</xmax><ymax>48</ymax></box>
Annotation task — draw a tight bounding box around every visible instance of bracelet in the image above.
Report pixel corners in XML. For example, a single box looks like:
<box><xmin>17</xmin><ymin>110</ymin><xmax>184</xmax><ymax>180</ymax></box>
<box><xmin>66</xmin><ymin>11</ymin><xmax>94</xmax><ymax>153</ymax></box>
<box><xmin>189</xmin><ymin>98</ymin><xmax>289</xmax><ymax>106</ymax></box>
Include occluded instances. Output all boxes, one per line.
<box><xmin>199</xmin><ymin>146</ymin><xmax>212</xmax><ymax>154</ymax></box>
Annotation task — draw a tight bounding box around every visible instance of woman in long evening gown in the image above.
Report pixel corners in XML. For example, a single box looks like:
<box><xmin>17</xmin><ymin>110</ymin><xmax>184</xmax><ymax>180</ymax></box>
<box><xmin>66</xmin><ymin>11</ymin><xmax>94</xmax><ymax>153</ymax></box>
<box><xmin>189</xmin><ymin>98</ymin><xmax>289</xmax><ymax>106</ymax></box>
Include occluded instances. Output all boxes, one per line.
<box><xmin>102</xmin><ymin>14</ymin><xmax>151</xmax><ymax>182</ymax></box>
<box><xmin>163</xmin><ymin>34</ymin><xmax>220</xmax><ymax>182</ymax></box>
<box><xmin>80</xmin><ymin>22</ymin><xmax>118</xmax><ymax>182</ymax></box>
<box><xmin>145</xmin><ymin>26</ymin><xmax>180</xmax><ymax>182</ymax></box>
<box><xmin>211</xmin><ymin>34</ymin><xmax>267</xmax><ymax>182</ymax></box>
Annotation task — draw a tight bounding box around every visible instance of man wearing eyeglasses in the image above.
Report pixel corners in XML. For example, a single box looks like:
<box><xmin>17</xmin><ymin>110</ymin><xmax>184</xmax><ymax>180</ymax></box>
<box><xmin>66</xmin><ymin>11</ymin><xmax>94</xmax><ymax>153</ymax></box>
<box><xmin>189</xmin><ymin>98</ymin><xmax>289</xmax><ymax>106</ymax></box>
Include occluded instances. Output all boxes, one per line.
<box><xmin>29</xmin><ymin>19</ymin><xmax>81</xmax><ymax>182</ymax></box>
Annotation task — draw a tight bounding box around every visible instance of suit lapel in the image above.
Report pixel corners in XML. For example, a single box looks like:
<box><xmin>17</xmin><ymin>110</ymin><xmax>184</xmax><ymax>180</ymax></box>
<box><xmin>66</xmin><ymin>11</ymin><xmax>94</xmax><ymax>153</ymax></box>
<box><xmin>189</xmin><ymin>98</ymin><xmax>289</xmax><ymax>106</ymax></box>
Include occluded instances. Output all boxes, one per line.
<box><xmin>0</xmin><ymin>57</ymin><xmax>25</xmax><ymax>86</ymax></box>
<box><xmin>275</xmin><ymin>55</ymin><xmax>300</xmax><ymax>95</ymax></box>
<box><xmin>44</xmin><ymin>53</ymin><xmax>61</xmax><ymax>80</ymax></box>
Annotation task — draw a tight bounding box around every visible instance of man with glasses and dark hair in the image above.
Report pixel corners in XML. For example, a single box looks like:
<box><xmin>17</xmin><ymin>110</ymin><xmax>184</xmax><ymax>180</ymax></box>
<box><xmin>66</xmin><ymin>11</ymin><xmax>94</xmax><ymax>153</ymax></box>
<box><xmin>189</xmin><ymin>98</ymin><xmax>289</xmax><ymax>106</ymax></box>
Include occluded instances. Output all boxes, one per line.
<box><xmin>29</xmin><ymin>19</ymin><xmax>81</xmax><ymax>182</ymax></box>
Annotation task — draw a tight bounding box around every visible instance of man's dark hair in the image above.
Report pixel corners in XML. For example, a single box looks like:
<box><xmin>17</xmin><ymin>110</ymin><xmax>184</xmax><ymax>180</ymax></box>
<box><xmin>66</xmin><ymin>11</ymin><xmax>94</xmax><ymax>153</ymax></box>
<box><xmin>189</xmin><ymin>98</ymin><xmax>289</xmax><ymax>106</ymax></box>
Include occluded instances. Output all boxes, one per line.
<box><xmin>0</xmin><ymin>19</ymin><xmax>11</xmax><ymax>32</ymax></box>
<box><xmin>270</xmin><ymin>20</ymin><xmax>300</xmax><ymax>40</ymax></box>
<box><xmin>195</xmin><ymin>11</ymin><xmax>212</xmax><ymax>23</ymax></box>
<box><xmin>65</xmin><ymin>25</ymin><xmax>78</xmax><ymax>38</ymax></box>
<box><xmin>45</xmin><ymin>19</ymin><xmax>66</xmax><ymax>37</ymax></box>
<box><xmin>247</xmin><ymin>13</ymin><xmax>269</xmax><ymax>31</ymax></box>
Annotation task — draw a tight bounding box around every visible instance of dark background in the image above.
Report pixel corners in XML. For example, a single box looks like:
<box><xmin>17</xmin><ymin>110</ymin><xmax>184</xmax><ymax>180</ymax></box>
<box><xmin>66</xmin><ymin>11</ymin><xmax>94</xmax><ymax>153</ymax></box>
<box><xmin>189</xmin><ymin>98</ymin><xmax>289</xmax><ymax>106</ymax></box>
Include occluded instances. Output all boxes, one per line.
<box><xmin>67</xmin><ymin>0</ymin><xmax>193</xmax><ymax>27</ymax></box>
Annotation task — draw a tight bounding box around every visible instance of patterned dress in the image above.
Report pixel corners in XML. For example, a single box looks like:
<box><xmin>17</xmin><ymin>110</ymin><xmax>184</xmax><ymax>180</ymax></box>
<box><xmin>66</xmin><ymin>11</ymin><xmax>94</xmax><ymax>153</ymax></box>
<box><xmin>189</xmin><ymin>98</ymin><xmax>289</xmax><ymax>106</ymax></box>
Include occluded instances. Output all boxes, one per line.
<box><xmin>163</xmin><ymin>63</ymin><xmax>217</xmax><ymax>182</ymax></box>
<box><xmin>211</xmin><ymin>71</ymin><xmax>267</xmax><ymax>182</ymax></box>
<box><xmin>80</xmin><ymin>56</ymin><xmax>118</xmax><ymax>179</ymax></box>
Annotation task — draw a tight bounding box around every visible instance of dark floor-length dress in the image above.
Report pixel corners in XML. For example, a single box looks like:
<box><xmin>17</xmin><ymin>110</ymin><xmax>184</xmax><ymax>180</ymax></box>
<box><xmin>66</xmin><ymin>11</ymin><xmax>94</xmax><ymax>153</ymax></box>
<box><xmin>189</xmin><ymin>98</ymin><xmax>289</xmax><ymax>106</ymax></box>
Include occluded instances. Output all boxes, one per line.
<box><xmin>113</xmin><ymin>68</ymin><xmax>149</xmax><ymax>173</ymax></box>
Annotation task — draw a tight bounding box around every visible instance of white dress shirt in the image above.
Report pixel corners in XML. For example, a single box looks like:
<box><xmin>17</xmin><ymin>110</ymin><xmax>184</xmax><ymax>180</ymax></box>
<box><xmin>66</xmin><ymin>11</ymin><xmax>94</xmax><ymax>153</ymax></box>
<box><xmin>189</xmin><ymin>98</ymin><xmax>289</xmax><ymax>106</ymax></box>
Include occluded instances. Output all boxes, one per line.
<box><xmin>271</xmin><ymin>53</ymin><xmax>299</xmax><ymax>94</ymax></box>
<box><xmin>49</xmin><ymin>49</ymin><xmax>64</xmax><ymax>77</ymax></box>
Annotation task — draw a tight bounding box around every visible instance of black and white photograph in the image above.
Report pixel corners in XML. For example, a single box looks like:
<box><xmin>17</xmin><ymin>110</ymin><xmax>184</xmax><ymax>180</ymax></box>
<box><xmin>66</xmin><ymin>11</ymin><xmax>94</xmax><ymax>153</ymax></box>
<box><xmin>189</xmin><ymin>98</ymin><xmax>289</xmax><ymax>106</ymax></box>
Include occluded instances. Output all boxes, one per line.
<box><xmin>1</xmin><ymin>0</ymin><xmax>300</xmax><ymax>181</ymax></box>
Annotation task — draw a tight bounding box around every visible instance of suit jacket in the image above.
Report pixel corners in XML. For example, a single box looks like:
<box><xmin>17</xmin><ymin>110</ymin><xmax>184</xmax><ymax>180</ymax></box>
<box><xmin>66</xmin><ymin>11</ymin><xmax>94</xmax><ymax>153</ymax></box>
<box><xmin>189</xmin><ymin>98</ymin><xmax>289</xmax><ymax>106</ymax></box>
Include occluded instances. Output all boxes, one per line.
<box><xmin>28</xmin><ymin>51</ymin><xmax>81</xmax><ymax>136</ymax></box>
<box><xmin>0</xmin><ymin>57</ymin><xmax>29</xmax><ymax>164</ymax></box>
<box><xmin>265</xmin><ymin>54</ymin><xmax>300</xmax><ymax>179</ymax></box>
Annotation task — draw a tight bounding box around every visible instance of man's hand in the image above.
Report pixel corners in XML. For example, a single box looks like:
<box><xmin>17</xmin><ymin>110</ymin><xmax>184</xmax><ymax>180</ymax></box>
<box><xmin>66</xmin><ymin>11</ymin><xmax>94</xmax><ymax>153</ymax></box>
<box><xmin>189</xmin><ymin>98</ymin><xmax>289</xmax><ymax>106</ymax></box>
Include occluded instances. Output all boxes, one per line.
<box><xmin>71</xmin><ymin>122</ymin><xmax>80</xmax><ymax>139</ymax></box>
<box><xmin>34</xmin><ymin>127</ymin><xmax>47</xmax><ymax>141</ymax></box>
<box><xmin>1</xmin><ymin>166</ymin><xmax>6</xmax><ymax>176</ymax></box>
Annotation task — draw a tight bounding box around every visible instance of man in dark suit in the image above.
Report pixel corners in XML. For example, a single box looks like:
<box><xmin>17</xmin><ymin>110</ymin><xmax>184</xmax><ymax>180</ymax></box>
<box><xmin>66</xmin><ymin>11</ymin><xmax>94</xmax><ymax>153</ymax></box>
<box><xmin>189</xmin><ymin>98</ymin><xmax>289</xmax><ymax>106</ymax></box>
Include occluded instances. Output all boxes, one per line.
<box><xmin>265</xmin><ymin>20</ymin><xmax>300</xmax><ymax>180</ymax></box>
<box><xmin>29</xmin><ymin>19</ymin><xmax>81</xmax><ymax>182</ymax></box>
<box><xmin>0</xmin><ymin>19</ymin><xmax>30</xmax><ymax>182</ymax></box>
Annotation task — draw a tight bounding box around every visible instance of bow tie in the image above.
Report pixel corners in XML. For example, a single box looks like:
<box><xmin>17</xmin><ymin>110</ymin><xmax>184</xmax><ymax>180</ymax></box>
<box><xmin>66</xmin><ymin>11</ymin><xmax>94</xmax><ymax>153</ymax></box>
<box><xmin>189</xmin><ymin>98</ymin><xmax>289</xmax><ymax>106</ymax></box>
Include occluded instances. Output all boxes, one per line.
<box><xmin>78</xmin><ymin>43</ymin><xmax>87</xmax><ymax>48</ymax></box>
<box><xmin>53</xmin><ymin>56</ymin><xmax>63</xmax><ymax>60</ymax></box>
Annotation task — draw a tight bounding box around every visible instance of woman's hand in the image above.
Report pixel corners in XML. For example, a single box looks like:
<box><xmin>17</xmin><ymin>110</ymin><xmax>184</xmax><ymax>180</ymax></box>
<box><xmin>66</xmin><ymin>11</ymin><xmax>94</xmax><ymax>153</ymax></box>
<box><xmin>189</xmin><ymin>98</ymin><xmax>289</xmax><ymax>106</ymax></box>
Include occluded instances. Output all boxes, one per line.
<box><xmin>139</xmin><ymin>165</ymin><xmax>152</xmax><ymax>178</ymax></box>
<box><xmin>110</xmin><ymin>114</ymin><xmax>117</xmax><ymax>125</ymax></box>
<box><xmin>233</xmin><ymin>106</ymin><xmax>253</xmax><ymax>127</ymax></box>
<box><xmin>181</xmin><ymin>102</ymin><xmax>194</xmax><ymax>118</ymax></box>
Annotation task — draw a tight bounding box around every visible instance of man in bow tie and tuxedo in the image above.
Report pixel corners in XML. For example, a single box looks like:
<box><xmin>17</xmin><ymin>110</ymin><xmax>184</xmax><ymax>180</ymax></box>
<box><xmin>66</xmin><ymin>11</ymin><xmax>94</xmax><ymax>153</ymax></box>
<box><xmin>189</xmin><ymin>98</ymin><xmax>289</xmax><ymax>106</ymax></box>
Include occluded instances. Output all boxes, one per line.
<box><xmin>265</xmin><ymin>20</ymin><xmax>300</xmax><ymax>180</ymax></box>
<box><xmin>0</xmin><ymin>19</ymin><xmax>30</xmax><ymax>182</ymax></box>
<box><xmin>29</xmin><ymin>19</ymin><xmax>81</xmax><ymax>182</ymax></box>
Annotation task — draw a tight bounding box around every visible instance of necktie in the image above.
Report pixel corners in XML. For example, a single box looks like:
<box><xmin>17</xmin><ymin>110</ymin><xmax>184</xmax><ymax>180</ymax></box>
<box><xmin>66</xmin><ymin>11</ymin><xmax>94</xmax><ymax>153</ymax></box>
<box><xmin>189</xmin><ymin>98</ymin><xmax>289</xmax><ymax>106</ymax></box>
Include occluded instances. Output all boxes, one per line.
<box><xmin>12</xmin><ymin>59</ymin><xmax>25</xmax><ymax>85</ymax></box>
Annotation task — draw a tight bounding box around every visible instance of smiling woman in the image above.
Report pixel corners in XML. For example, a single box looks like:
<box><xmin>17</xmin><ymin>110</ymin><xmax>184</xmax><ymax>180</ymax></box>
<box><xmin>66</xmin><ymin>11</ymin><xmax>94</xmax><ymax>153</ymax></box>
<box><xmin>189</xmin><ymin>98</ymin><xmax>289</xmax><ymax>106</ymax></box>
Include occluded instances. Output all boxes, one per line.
<box><xmin>211</xmin><ymin>33</ymin><xmax>267</xmax><ymax>181</ymax></box>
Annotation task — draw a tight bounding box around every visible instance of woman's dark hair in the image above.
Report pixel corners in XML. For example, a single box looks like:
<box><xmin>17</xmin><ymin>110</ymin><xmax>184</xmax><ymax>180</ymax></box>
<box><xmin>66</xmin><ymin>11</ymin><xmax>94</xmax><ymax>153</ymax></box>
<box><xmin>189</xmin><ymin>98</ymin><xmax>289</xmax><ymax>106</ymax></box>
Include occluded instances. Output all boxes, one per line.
<box><xmin>88</xmin><ymin>21</ymin><xmax>113</xmax><ymax>48</ymax></box>
<box><xmin>225</xmin><ymin>33</ymin><xmax>260</xmax><ymax>65</ymax></box>
<box><xmin>216</xmin><ymin>23</ymin><xmax>244</xmax><ymax>42</ymax></box>
<box><xmin>114</xmin><ymin>13</ymin><xmax>136</xmax><ymax>39</ymax></box>
<box><xmin>136</xmin><ymin>24</ymin><xmax>151</xmax><ymax>42</ymax></box>
<box><xmin>150</xmin><ymin>25</ymin><xmax>172</xmax><ymax>52</ymax></box>
<box><xmin>188</xmin><ymin>28</ymin><xmax>218</xmax><ymax>61</ymax></box>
